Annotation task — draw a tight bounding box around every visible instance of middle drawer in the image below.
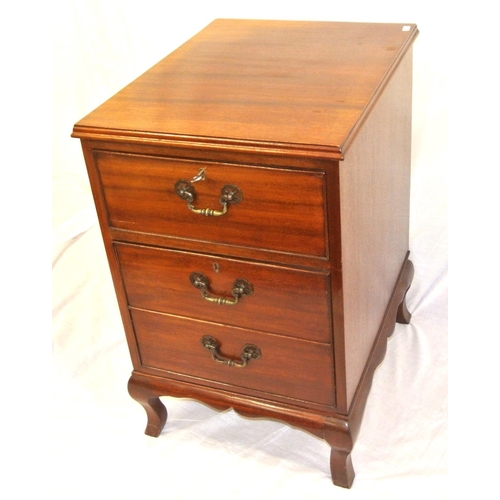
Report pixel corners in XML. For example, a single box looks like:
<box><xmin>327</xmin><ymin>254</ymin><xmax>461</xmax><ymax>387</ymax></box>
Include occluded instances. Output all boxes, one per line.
<box><xmin>115</xmin><ymin>243</ymin><xmax>332</xmax><ymax>344</ymax></box>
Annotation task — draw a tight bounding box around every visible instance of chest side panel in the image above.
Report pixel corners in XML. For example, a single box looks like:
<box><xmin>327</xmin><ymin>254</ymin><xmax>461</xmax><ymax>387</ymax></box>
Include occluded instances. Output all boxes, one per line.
<box><xmin>339</xmin><ymin>48</ymin><xmax>413</xmax><ymax>409</ymax></box>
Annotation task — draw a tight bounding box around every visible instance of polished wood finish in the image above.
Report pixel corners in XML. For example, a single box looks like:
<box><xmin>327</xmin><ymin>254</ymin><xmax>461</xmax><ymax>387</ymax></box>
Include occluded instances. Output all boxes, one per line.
<box><xmin>339</xmin><ymin>48</ymin><xmax>414</xmax><ymax>408</ymax></box>
<box><xmin>115</xmin><ymin>243</ymin><xmax>331</xmax><ymax>342</ymax></box>
<box><xmin>73</xmin><ymin>19</ymin><xmax>417</xmax><ymax>159</ymax></box>
<box><xmin>96</xmin><ymin>151</ymin><xmax>327</xmax><ymax>257</ymax></box>
<box><xmin>73</xmin><ymin>19</ymin><xmax>418</xmax><ymax>488</ymax></box>
<box><xmin>130</xmin><ymin>308</ymin><xmax>335</xmax><ymax>406</ymax></box>
<box><xmin>124</xmin><ymin>255</ymin><xmax>414</xmax><ymax>490</ymax></box>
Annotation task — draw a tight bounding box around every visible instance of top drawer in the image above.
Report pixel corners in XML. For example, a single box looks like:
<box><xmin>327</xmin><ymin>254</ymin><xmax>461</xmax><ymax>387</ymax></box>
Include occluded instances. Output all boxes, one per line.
<box><xmin>94</xmin><ymin>151</ymin><xmax>327</xmax><ymax>258</ymax></box>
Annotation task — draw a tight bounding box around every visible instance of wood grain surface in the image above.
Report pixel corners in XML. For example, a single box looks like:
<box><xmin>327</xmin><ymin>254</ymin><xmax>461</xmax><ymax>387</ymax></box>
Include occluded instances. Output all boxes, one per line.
<box><xmin>131</xmin><ymin>308</ymin><xmax>336</xmax><ymax>406</ymax></box>
<box><xmin>73</xmin><ymin>20</ymin><xmax>418</xmax><ymax>158</ymax></box>
<box><xmin>116</xmin><ymin>242</ymin><xmax>332</xmax><ymax>342</ymax></box>
<box><xmin>96</xmin><ymin>150</ymin><xmax>328</xmax><ymax>257</ymax></box>
<box><xmin>73</xmin><ymin>19</ymin><xmax>418</xmax><ymax>488</ymax></box>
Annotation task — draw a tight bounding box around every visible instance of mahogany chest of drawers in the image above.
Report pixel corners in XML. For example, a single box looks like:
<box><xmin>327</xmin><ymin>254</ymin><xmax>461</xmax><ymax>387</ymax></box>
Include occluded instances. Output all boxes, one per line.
<box><xmin>72</xmin><ymin>19</ymin><xmax>418</xmax><ymax>488</ymax></box>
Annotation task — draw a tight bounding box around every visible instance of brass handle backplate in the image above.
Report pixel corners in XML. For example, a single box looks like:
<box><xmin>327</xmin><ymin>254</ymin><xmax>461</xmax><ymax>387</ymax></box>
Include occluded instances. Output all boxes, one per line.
<box><xmin>190</xmin><ymin>272</ymin><xmax>253</xmax><ymax>305</ymax></box>
<box><xmin>201</xmin><ymin>335</ymin><xmax>261</xmax><ymax>368</ymax></box>
<box><xmin>174</xmin><ymin>168</ymin><xmax>242</xmax><ymax>216</ymax></box>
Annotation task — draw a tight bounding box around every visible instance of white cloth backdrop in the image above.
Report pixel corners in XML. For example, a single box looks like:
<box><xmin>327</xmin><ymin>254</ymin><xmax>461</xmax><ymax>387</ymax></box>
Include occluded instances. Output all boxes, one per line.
<box><xmin>53</xmin><ymin>2</ymin><xmax>448</xmax><ymax>498</ymax></box>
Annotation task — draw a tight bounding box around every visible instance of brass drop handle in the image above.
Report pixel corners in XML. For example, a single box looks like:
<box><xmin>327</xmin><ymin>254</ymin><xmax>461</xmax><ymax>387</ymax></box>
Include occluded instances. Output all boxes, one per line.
<box><xmin>190</xmin><ymin>272</ymin><xmax>253</xmax><ymax>305</ymax></box>
<box><xmin>201</xmin><ymin>335</ymin><xmax>261</xmax><ymax>368</ymax></box>
<box><xmin>174</xmin><ymin>168</ymin><xmax>243</xmax><ymax>216</ymax></box>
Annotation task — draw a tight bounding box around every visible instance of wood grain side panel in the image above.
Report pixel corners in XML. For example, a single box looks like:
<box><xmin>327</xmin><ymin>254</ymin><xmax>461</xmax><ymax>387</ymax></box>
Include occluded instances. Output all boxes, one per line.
<box><xmin>339</xmin><ymin>48</ymin><xmax>413</xmax><ymax>408</ymax></box>
<box><xmin>116</xmin><ymin>243</ymin><xmax>332</xmax><ymax>343</ymax></box>
<box><xmin>130</xmin><ymin>308</ymin><xmax>336</xmax><ymax>407</ymax></box>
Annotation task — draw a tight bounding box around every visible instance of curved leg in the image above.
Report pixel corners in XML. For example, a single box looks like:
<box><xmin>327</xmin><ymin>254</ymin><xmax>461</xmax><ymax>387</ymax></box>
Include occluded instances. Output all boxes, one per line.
<box><xmin>324</xmin><ymin>420</ymin><xmax>355</xmax><ymax>488</ymax></box>
<box><xmin>396</xmin><ymin>259</ymin><xmax>414</xmax><ymax>324</ymax></box>
<box><xmin>396</xmin><ymin>288</ymin><xmax>412</xmax><ymax>324</ymax></box>
<box><xmin>128</xmin><ymin>374</ymin><xmax>168</xmax><ymax>437</ymax></box>
<box><xmin>322</xmin><ymin>257</ymin><xmax>415</xmax><ymax>488</ymax></box>
<box><xmin>330</xmin><ymin>448</ymin><xmax>355</xmax><ymax>488</ymax></box>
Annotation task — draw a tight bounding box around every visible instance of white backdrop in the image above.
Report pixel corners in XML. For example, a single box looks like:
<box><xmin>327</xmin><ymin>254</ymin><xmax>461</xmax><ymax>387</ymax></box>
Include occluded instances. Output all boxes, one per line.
<box><xmin>52</xmin><ymin>2</ymin><xmax>449</xmax><ymax>499</ymax></box>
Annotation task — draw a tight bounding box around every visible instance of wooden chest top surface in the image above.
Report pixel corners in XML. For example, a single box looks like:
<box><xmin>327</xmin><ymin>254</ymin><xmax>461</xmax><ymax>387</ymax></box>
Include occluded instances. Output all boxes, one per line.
<box><xmin>73</xmin><ymin>19</ymin><xmax>417</xmax><ymax>157</ymax></box>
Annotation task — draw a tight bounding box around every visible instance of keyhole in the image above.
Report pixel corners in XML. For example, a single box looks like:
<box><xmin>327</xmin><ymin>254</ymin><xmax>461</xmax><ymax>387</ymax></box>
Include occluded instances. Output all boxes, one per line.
<box><xmin>212</xmin><ymin>262</ymin><xmax>220</xmax><ymax>273</ymax></box>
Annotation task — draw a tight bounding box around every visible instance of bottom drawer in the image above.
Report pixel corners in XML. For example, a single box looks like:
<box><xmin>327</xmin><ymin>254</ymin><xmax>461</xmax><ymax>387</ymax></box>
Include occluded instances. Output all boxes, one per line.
<box><xmin>131</xmin><ymin>308</ymin><xmax>335</xmax><ymax>407</ymax></box>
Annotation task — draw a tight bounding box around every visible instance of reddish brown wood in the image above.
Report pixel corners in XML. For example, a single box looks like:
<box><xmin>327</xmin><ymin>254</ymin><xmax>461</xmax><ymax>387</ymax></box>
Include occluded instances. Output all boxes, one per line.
<box><xmin>72</xmin><ymin>19</ymin><xmax>418</xmax><ymax>159</ymax></box>
<box><xmin>127</xmin><ymin>371</ymin><xmax>330</xmax><ymax>437</ymax></box>
<box><xmin>115</xmin><ymin>242</ymin><xmax>332</xmax><ymax>343</ymax></box>
<box><xmin>130</xmin><ymin>307</ymin><xmax>335</xmax><ymax>406</ymax></box>
<box><xmin>125</xmin><ymin>256</ymin><xmax>414</xmax><ymax>487</ymax></box>
<box><xmin>337</xmin><ymin>47</ymin><xmax>414</xmax><ymax>409</ymax></box>
<box><xmin>73</xmin><ymin>20</ymin><xmax>418</xmax><ymax>488</ymax></box>
<box><xmin>346</xmin><ymin>257</ymin><xmax>414</xmax><ymax>435</ymax></box>
<box><xmin>95</xmin><ymin>150</ymin><xmax>327</xmax><ymax>257</ymax></box>
<box><xmin>127</xmin><ymin>376</ymin><xmax>168</xmax><ymax>437</ymax></box>
<box><xmin>324</xmin><ymin>419</ymin><xmax>355</xmax><ymax>489</ymax></box>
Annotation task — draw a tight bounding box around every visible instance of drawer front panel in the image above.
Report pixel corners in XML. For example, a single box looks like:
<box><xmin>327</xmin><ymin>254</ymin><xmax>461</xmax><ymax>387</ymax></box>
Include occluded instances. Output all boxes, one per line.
<box><xmin>131</xmin><ymin>308</ymin><xmax>335</xmax><ymax>407</ymax></box>
<box><xmin>116</xmin><ymin>243</ymin><xmax>332</xmax><ymax>343</ymax></box>
<box><xmin>96</xmin><ymin>151</ymin><xmax>327</xmax><ymax>258</ymax></box>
